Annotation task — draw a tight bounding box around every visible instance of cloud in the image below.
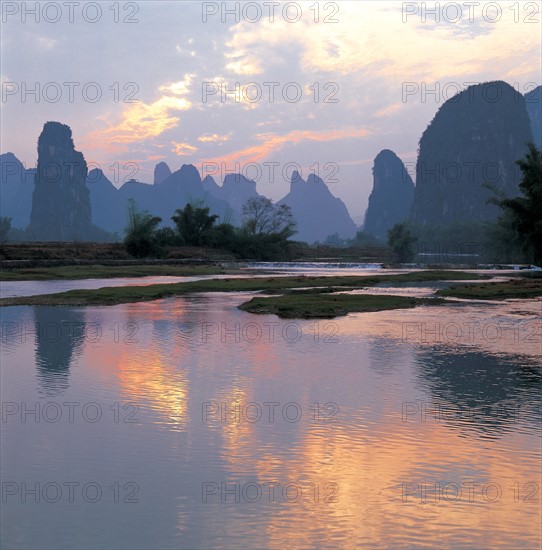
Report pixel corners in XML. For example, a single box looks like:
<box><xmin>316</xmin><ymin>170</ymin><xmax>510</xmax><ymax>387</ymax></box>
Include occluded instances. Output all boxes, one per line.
<box><xmin>85</xmin><ymin>75</ymin><xmax>195</xmax><ymax>152</ymax></box>
<box><xmin>222</xmin><ymin>2</ymin><xmax>541</xmax><ymax>81</ymax></box>
<box><xmin>159</xmin><ymin>76</ymin><xmax>195</xmax><ymax>96</ymax></box>
<box><xmin>375</xmin><ymin>103</ymin><xmax>404</xmax><ymax>118</ymax></box>
<box><xmin>198</xmin><ymin>134</ymin><xmax>230</xmax><ymax>143</ymax></box>
<box><xmin>201</xmin><ymin>128</ymin><xmax>370</xmax><ymax>165</ymax></box>
<box><xmin>35</xmin><ymin>35</ymin><xmax>58</xmax><ymax>50</ymax></box>
<box><xmin>172</xmin><ymin>141</ymin><xmax>198</xmax><ymax>156</ymax></box>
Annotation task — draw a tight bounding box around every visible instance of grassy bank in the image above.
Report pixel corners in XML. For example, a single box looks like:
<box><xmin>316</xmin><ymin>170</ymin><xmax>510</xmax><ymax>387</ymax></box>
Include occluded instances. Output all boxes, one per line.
<box><xmin>437</xmin><ymin>277</ymin><xmax>542</xmax><ymax>300</ymax></box>
<box><xmin>239</xmin><ymin>292</ymin><xmax>444</xmax><ymax>318</ymax></box>
<box><xmin>0</xmin><ymin>264</ymin><xmax>230</xmax><ymax>281</ymax></box>
<box><xmin>5</xmin><ymin>270</ymin><xmax>537</xmax><ymax>319</ymax></box>
<box><xmin>0</xmin><ymin>270</ymin><xmax>482</xmax><ymax>310</ymax></box>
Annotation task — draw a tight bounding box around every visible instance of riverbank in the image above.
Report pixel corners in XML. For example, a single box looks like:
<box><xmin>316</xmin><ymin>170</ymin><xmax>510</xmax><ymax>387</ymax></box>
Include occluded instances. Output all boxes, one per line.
<box><xmin>437</xmin><ymin>277</ymin><xmax>542</xmax><ymax>300</ymax></box>
<box><xmin>0</xmin><ymin>264</ymin><xmax>231</xmax><ymax>281</ymax></box>
<box><xmin>2</xmin><ymin>270</ymin><xmax>540</xmax><ymax>318</ymax></box>
<box><xmin>0</xmin><ymin>270</ymin><xmax>482</xmax><ymax>311</ymax></box>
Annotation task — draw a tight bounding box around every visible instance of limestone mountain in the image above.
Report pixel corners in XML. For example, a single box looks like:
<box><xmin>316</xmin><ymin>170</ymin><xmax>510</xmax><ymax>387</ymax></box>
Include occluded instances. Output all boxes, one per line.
<box><xmin>277</xmin><ymin>172</ymin><xmax>357</xmax><ymax>243</ymax></box>
<box><xmin>154</xmin><ymin>161</ymin><xmax>172</xmax><ymax>184</ymax></box>
<box><xmin>0</xmin><ymin>152</ymin><xmax>34</xmax><ymax>228</ymax></box>
<box><xmin>363</xmin><ymin>149</ymin><xmax>414</xmax><ymax>240</ymax></box>
<box><xmin>87</xmin><ymin>163</ymin><xmax>233</xmax><ymax>235</ymax></box>
<box><xmin>525</xmin><ymin>85</ymin><xmax>541</xmax><ymax>149</ymax></box>
<box><xmin>86</xmin><ymin>168</ymin><xmax>124</xmax><ymax>235</ymax></box>
<box><xmin>410</xmin><ymin>81</ymin><xmax>533</xmax><ymax>226</ymax></box>
<box><xmin>29</xmin><ymin>122</ymin><xmax>93</xmax><ymax>240</ymax></box>
<box><xmin>202</xmin><ymin>173</ymin><xmax>261</xmax><ymax>223</ymax></box>
<box><xmin>202</xmin><ymin>175</ymin><xmax>221</xmax><ymax>196</ymax></box>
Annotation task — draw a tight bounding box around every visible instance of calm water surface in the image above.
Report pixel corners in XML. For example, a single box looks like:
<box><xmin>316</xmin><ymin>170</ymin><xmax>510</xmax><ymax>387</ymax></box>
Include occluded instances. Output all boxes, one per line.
<box><xmin>1</xmin><ymin>269</ymin><xmax>540</xmax><ymax>549</ymax></box>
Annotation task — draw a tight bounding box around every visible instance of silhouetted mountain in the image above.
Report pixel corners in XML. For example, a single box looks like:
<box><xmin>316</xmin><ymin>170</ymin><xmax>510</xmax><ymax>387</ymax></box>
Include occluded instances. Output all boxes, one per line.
<box><xmin>158</xmin><ymin>163</ymin><xmax>203</xmax><ymax>196</ymax></box>
<box><xmin>29</xmin><ymin>122</ymin><xmax>94</xmax><ymax>240</ymax></box>
<box><xmin>0</xmin><ymin>152</ymin><xmax>34</xmax><ymax>228</ymax></box>
<box><xmin>278</xmin><ymin>172</ymin><xmax>357</xmax><ymax>243</ymax></box>
<box><xmin>202</xmin><ymin>173</ymin><xmax>261</xmax><ymax>219</ymax></box>
<box><xmin>410</xmin><ymin>81</ymin><xmax>533</xmax><ymax>226</ymax></box>
<box><xmin>87</xmin><ymin>169</ymin><xmax>123</xmax><ymax>235</ymax></box>
<box><xmin>363</xmin><ymin>149</ymin><xmax>414</xmax><ymax>240</ymax></box>
<box><xmin>525</xmin><ymin>85</ymin><xmax>541</xmax><ymax>148</ymax></box>
<box><xmin>88</xmin><ymin>164</ymin><xmax>233</xmax><ymax>235</ymax></box>
<box><xmin>202</xmin><ymin>175</ymin><xmax>221</xmax><ymax>195</ymax></box>
<box><xmin>154</xmin><ymin>161</ymin><xmax>171</xmax><ymax>184</ymax></box>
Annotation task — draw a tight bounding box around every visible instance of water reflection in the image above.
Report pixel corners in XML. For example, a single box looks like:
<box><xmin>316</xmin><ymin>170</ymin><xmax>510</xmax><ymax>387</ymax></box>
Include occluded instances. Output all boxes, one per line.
<box><xmin>1</xmin><ymin>294</ymin><xmax>540</xmax><ymax>549</ymax></box>
<box><xmin>414</xmin><ymin>348</ymin><xmax>542</xmax><ymax>436</ymax></box>
<box><xmin>367</xmin><ymin>337</ymin><xmax>413</xmax><ymax>376</ymax></box>
<box><xmin>34</xmin><ymin>306</ymin><xmax>85</xmax><ymax>396</ymax></box>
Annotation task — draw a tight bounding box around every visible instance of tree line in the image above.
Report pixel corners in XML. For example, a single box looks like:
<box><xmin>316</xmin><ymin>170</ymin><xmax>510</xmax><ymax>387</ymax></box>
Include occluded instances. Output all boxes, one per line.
<box><xmin>124</xmin><ymin>195</ymin><xmax>297</xmax><ymax>260</ymax></box>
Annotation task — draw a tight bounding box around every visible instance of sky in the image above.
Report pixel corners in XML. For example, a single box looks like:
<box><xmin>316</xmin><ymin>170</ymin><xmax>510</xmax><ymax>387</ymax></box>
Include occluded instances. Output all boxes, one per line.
<box><xmin>1</xmin><ymin>0</ymin><xmax>540</xmax><ymax>222</ymax></box>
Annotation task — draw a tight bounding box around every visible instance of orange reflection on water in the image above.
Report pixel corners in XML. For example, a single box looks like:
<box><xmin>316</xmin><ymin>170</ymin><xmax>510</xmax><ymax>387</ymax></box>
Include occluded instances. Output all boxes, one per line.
<box><xmin>117</xmin><ymin>351</ymin><xmax>189</xmax><ymax>431</ymax></box>
<box><xmin>208</xmin><ymin>404</ymin><xmax>541</xmax><ymax>548</ymax></box>
<box><xmin>79</xmin><ymin>298</ymin><xmax>540</xmax><ymax>548</ymax></box>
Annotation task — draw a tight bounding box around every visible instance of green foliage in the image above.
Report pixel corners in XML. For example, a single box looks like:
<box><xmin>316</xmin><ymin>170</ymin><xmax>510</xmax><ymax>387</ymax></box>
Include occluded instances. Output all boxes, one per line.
<box><xmin>482</xmin><ymin>213</ymin><xmax>527</xmax><ymax>263</ymax></box>
<box><xmin>388</xmin><ymin>223</ymin><xmax>418</xmax><ymax>262</ymax></box>
<box><xmin>232</xmin><ymin>231</ymin><xmax>296</xmax><ymax>260</ymax></box>
<box><xmin>172</xmin><ymin>203</ymin><xmax>218</xmax><ymax>246</ymax></box>
<box><xmin>493</xmin><ymin>143</ymin><xmax>542</xmax><ymax>264</ymax></box>
<box><xmin>121</xmin><ymin>196</ymin><xmax>298</xmax><ymax>261</ymax></box>
<box><xmin>222</xmin><ymin>207</ymin><xmax>234</xmax><ymax>226</ymax></box>
<box><xmin>205</xmin><ymin>223</ymin><xmax>237</xmax><ymax>250</ymax></box>
<box><xmin>0</xmin><ymin>217</ymin><xmax>12</xmax><ymax>243</ymax></box>
<box><xmin>124</xmin><ymin>199</ymin><xmax>163</xmax><ymax>257</ymax></box>
<box><xmin>155</xmin><ymin>226</ymin><xmax>179</xmax><ymax>247</ymax></box>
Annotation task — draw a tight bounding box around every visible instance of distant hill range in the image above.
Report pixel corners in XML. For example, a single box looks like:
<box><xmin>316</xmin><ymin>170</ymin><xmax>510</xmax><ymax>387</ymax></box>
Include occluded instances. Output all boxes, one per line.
<box><xmin>1</xmin><ymin>148</ymin><xmax>357</xmax><ymax>244</ymax></box>
<box><xmin>0</xmin><ymin>152</ymin><xmax>34</xmax><ymax>229</ymax></box>
<box><xmin>278</xmin><ymin>171</ymin><xmax>357</xmax><ymax>242</ymax></box>
<box><xmin>1</xmin><ymin>81</ymin><xmax>539</xmax><ymax>243</ymax></box>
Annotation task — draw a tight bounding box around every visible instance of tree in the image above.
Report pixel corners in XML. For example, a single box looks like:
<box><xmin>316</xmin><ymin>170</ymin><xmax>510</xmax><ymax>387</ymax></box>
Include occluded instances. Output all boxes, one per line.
<box><xmin>155</xmin><ymin>226</ymin><xmax>178</xmax><ymax>247</ymax></box>
<box><xmin>388</xmin><ymin>223</ymin><xmax>418</xmax><ymax>262</ymax></box>
<box><xmin>493</xmin><ymin>143</ymin><xmax>542</xmax><ymax>264</ymax></box>
<box><xmin>205</xmin><ymin>223</ymin><xmax>237</xmax><ymax>250</ymax></box>
<box><xmin>242</xmin><ymin>197</ymin><xmax>296</xmax><ymax>238</ymax></box>
<box><xmin>172</xmin><ymin>203</ymin><xmax>218</xmax><ymax>246</ymax></box>
<box><xmin>124</xmin><ymin>199</ymin><xmax>162</xmax><ymax>257</ymax></box>
<box><xmin>0</xmin><ymin>217</ymin><xmax>12</xmax><ymax>244</ymax></box>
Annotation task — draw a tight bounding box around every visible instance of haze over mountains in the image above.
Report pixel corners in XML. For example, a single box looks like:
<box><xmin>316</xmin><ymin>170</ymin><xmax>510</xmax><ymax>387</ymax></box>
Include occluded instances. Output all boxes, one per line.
<box><xmin>1</xmin><ymin>132</ymin><xmax>358</xmax><ymax>243</ymax></box>
<box><xmin>277</xmin><ymin>171</ymin><xmax>357</xmax><ymax>242</ymax></box>
<box><xmin>0</xmin><ymin>81</ymin><xmax>539</xmax><ymax>244</ymax></box>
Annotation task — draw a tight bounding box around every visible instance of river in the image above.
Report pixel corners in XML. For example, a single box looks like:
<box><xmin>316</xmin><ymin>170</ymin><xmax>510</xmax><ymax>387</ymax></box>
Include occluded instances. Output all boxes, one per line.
<box><xmin>1</xmin><ymin>265</ymin><xmax>540</xmax><ymax>549</ymax></box>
